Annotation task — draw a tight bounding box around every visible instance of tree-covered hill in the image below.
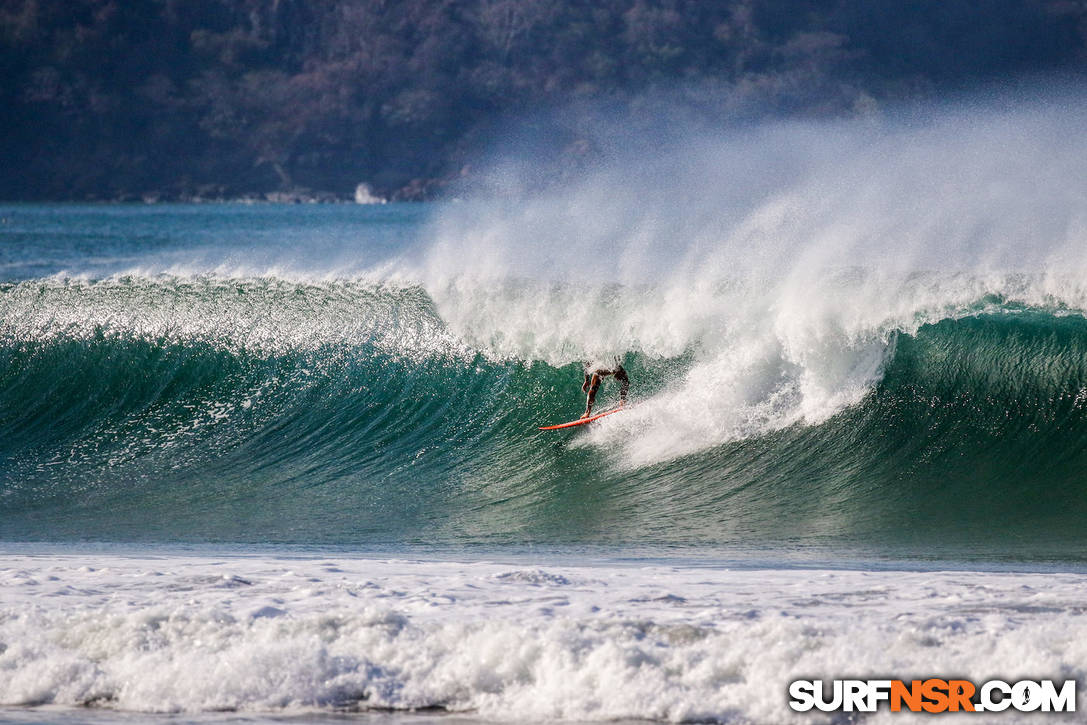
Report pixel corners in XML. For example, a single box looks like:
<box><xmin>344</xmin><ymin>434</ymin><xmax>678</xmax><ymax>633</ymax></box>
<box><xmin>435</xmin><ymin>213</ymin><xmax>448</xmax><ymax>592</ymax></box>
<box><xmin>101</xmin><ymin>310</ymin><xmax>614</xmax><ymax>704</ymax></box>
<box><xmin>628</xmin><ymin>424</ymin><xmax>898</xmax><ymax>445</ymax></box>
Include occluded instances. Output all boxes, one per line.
<box><xmin>2</xmin><ymin>0</ymin><xmax>1085</xmax><ymax>201</ymax></box>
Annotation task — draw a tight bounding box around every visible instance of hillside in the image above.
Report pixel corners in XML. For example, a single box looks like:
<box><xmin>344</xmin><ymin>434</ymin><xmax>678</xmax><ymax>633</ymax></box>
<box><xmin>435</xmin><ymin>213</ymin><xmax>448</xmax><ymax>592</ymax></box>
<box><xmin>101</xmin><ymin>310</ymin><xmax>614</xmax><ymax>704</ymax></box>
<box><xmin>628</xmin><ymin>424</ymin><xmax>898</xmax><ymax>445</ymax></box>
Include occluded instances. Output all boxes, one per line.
<box><xmin>1</xmin><ymin>0</ymin><xmax>1085</xmax><ymax>201</ymax></box>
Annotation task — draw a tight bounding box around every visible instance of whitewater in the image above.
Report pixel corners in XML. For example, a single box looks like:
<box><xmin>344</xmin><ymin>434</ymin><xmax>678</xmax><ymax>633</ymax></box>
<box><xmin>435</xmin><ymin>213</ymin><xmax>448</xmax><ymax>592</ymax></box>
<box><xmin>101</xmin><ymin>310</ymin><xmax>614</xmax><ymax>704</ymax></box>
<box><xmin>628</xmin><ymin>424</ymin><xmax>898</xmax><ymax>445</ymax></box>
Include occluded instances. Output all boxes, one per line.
<box><xmin>2</xmin><ymin>552</ymin><xmax>1086</xmax><ymax>723</ymax></box>
<box><xmin>4</xmin><ymin>96</ymin><xmax>1087</xmax><ymax>722</ymax></box>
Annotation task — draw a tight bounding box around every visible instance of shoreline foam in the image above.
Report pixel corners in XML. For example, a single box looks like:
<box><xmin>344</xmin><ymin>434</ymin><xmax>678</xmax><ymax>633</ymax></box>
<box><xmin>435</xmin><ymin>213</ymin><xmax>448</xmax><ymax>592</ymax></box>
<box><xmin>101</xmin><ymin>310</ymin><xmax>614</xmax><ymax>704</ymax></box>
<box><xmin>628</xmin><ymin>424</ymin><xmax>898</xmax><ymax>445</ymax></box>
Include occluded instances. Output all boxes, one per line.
<box><xmin>2</xmin><ymin>553</ymin><xmax>1084</xmax><ymax>723</ymax></box>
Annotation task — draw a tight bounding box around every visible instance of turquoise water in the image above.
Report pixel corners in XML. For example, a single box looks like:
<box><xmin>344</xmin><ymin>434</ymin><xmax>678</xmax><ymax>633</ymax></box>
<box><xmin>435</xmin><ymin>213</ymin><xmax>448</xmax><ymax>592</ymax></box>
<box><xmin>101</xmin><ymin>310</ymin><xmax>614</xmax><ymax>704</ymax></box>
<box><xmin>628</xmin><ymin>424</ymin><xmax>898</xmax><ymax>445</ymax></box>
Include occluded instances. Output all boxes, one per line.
<box><xmin>2</xmin><ymin>203</ymin><xmax>1087</xmax><ymax>560</ymax></box>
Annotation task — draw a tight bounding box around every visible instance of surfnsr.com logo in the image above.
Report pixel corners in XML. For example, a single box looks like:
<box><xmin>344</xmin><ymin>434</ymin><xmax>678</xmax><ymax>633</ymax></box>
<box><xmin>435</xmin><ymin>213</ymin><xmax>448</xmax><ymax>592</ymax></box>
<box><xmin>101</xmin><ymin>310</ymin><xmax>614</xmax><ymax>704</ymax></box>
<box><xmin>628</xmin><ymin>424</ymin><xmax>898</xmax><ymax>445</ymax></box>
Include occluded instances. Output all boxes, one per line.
<box><xmin>789</xmin><ymin>679</ymin><xmax>1076</xmax><ymax>713</ymax></box>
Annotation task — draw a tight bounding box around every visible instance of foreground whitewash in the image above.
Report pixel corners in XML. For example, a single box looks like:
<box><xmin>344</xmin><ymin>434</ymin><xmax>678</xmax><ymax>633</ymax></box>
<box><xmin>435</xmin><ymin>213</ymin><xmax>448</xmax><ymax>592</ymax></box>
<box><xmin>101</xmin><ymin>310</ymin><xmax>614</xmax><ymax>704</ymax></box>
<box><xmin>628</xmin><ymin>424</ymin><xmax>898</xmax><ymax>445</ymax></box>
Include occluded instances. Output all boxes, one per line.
<box><xmin>0</xmin><ymin>554</ymin><xmax>1085</xmax><ymax>723</ymax></box>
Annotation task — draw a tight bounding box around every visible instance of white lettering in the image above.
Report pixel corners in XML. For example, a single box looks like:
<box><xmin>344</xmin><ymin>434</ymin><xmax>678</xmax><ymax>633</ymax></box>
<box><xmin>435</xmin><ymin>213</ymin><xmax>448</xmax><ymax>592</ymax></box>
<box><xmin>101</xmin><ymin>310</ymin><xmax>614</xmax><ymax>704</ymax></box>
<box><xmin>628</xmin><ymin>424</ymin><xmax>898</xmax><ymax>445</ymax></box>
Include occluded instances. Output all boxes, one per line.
<box><xmin>1012</xmin><ymin>680</ymin><xmax>1042</xmax><ymax>712</ymax></box>
<box><xmin>981</xmin><ymin>680</ymin><xmax>1011</xmax><ymax>712</ymax></box>
<box><xmin>866</xmin><ymin>680</ymin><xmax>892</xmax><ymax>711</ymax></box>
<box><xmin>843</xmin><ymin>680</ymin><xmax>867</xmax><ymax>712</ymax></box>
<box><xmin>815</xmin><ymin>680</ymin><xmax>843</xmax><ymax>712</ymax></box>
<box><xmin>1040</xmin><ymin>680</ymin><xmax>1076</xmax><ymax>712</ymax></box>
<box><xmin>788</xmin><ymin>680</ymin><xmax>816</xmax><ymax>712</ymax></box>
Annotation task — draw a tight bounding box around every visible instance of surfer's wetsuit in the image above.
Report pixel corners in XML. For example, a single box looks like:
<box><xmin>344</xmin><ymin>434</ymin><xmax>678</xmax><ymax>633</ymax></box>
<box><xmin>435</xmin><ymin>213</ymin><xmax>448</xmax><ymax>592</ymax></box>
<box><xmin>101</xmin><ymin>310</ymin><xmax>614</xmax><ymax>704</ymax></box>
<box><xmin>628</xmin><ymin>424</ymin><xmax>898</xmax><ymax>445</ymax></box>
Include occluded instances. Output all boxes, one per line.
<box><xmin>582</xmin><ymin>361</ymin><xmax>629</xmax><ymax>418</ymax></box>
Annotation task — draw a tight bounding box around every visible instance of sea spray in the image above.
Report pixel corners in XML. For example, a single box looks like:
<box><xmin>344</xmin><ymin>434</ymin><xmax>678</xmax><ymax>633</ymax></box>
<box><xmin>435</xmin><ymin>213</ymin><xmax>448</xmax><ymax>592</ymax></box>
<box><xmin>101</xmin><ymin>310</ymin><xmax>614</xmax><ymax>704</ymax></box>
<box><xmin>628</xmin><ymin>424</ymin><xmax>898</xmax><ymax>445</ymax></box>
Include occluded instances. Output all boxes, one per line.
<box><xmin>421</xmin><ymin>96</ymin><xmax>1087</xmax><ymax>465</ymax></box>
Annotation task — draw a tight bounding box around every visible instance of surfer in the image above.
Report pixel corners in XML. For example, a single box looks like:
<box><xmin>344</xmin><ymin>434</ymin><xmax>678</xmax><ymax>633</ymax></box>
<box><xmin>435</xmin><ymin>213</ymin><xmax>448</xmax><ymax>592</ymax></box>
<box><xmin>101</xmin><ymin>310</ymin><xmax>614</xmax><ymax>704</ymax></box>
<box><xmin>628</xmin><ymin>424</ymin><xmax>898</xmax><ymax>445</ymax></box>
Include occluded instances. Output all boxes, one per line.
<box><xmin>581</xmin><ymin>359</ymin><xmax>629</xmax><ymax>419</ymax></box>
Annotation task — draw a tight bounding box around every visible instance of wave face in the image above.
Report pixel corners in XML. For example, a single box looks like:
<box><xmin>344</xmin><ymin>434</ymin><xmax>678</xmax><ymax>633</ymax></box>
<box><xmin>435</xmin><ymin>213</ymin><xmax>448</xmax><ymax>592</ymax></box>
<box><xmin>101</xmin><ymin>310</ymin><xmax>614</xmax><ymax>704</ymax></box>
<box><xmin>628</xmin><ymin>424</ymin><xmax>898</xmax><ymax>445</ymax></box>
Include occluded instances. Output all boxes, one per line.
<box><xmin>4</xmin><ymin>98</ymin><xmax>1087</xmax><ymax>555</ymax></box>
<box><xmin>3</xmin><ymin>274</ymin><xmax>1087</xmax><ymax>555</ymax></box>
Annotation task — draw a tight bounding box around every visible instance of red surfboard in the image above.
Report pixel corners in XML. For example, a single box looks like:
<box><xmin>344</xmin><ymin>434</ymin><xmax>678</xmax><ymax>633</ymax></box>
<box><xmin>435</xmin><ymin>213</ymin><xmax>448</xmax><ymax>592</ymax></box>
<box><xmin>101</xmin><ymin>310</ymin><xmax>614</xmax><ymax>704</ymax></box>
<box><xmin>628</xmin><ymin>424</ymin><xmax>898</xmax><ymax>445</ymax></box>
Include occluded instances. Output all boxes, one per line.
<box><xmin>538</xmin><ymin>407</ymin><xmax>623</xmax><ymax>430</ymax></box>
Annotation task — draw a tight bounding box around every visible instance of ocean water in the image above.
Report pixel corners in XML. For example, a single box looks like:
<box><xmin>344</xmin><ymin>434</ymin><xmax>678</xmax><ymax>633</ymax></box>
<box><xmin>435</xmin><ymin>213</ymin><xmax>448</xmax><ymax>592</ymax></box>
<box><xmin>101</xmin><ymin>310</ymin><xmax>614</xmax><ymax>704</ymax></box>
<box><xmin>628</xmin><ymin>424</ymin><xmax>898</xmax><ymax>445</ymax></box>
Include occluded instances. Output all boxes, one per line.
<box><xmin>4</xmin><ymin>103</ymin><xmax>1087</xmax><ymax>723</ymax></box>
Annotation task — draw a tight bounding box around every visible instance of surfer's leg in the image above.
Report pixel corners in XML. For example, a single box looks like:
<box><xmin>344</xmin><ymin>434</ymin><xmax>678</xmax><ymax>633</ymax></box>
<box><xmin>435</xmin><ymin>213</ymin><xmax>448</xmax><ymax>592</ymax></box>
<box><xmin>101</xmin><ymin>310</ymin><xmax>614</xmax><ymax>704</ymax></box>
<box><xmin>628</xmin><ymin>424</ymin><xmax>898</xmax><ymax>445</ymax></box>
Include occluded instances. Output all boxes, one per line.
<box><xmin>615</xmin><ymin>367</ymin><xmax>629</xmax><ymax>406</ymax></box>
<box><xmin>583</xmin><ymin>373</ymin><xmax>601</xmax><ymax>417</ymax></box>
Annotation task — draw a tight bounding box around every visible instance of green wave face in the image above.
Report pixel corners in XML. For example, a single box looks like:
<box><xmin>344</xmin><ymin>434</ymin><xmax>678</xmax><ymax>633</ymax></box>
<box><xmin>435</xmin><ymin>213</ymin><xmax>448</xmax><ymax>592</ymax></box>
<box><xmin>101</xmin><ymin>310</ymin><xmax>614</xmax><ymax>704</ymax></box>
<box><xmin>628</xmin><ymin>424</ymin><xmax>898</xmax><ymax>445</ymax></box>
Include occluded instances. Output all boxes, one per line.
<box><xmin>3</xmin><ymin>275</ymin><xmax>1087</xmax><ymax>558</ymax></box>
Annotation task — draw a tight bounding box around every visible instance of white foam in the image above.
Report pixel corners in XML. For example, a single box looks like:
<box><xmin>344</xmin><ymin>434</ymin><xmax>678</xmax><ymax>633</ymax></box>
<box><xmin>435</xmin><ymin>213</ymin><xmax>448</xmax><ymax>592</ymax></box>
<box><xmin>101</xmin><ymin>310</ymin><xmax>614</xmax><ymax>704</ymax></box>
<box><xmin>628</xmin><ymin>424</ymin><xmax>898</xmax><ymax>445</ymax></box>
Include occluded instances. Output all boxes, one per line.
<box><xmin>1</xmin><ymin>553</ymin><xmax>1085</xmax><ymax>723</ymax></box>
<box><xmin>420</xmin><ymin>98</ymin><xmax>1087</xmax><ymax>465</ymax></box>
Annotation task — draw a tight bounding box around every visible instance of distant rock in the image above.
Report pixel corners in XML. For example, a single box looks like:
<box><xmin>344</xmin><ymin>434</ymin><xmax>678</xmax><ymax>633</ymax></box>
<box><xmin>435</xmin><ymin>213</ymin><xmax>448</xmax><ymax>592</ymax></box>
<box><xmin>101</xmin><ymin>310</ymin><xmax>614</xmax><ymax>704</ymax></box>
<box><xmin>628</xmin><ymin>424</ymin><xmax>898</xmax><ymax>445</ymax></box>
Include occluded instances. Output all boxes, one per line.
<box><xmin>354</xmin><ymin>183</ymin><xmax>387</xmax><ymax>205</ymax></box>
